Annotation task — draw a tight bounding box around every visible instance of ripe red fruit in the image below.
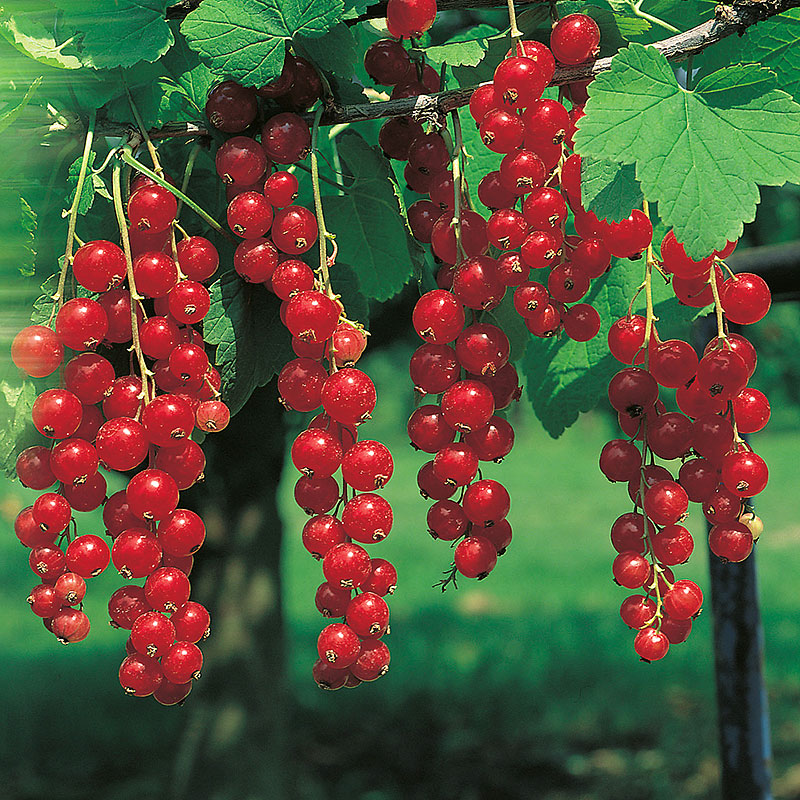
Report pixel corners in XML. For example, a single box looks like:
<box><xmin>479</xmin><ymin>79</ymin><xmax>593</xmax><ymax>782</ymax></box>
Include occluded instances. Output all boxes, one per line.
<box><xmin>385</xmin><ymin>0</ymin><xmax>437</xmax><ymax>38</ymax></box>
<box><xmin>320</xmin><ymin>368</ymin><xmax>377</xmax><ymax>425</ymax></box>
<box><xmin>441</xmin><ymin>379</ymin><xmax>495</xmax><ymax>432</ymax></box>
<box><xmin>608</xmin><ymin>367</ymin><xmax>658</xmax><ymax>418</ymax></box>
<box><xmin>563</xmin><ymin>303</ymin><xmax>601</xmax><ymax>341</ymax></box>
<box><xmin>119</xmin><ymin>653</ymin><xmax>163</xmax><ymax>696</ymax></box>
<box><xmin>111</xmin><ymin>529</ymin><xmax>162</xmax><ymax>579</ymax></box>
<box><xmin>430</xmin><ymin>209</ymin><xmax>488</xmax><ymax>263</ymax></box>
<box><xmin>608</xmin><ymin>315</ymin><xmax>646</xmax><ymax>364</ymax></box>
<box><xmin>108</xmin><ymin>585</ymin><xmax>151</xmax><ymax>629</ymax></box>
<box><xmin>322</xmin><ymin>542</ymin><xmax>373</xmax><ymax>588</ymax></box>
<box><xmin>634</xmin><ymin>627</ymin><xmax>670</xmax><ymax>662</ymax></box>
<box><xmin>272</xmin><ymin>205</ymin><xmax>318</xmax><ymax>255</ymax></box>
<box><xmin>351</xmin><ymin>639</ymin><xmax>391</xmax><ymax>682</ymax></box>
<box><xmin>346</xmin><ymin>592</ymin><xmax>389</xmax><ymax>638</ymax></box>
<box><xmin>732</xmin><ymin>387</ymin><xmax>770</xmax><ymax>434</ymax></box>
<box><xmin>128</xmin><ymin>185</ymin><xmax>177</xmax><ymax>233</ymax></box>
<box><xmin>162</xmin><ymin>641</ymin><xmax>203</xmax><ymax>683</ymax></box>
<box><xmin>126</xmin><ymin>469</ymin><xmax>180</xmax><ymax>521</ymax></box>
<box><xmin>51</xmin><ymin>607</ymin><xmax>91</xmax><ymax>643</ymax></box>
<box><xmin>176</xmin><ymin>236</ymin><xmax>219</xmax><ymax>281</ymax></box>
<box><xmin>50</xmin><ymin>438</ymin><xmax>99</xmax><ymax>485</ymax></box>
<box><xmin>651</xmin><ymin>524</ymin><xmax>694</xmax><ymax>566</ymax></box>
<box><xmin>205</xmin><ymin>80</ymin><xmax>258</xmax><ymax>132</ymax></box>
<box><xmin>602</xmin><ymin>210</ymin><xmax>652</xmax><ymax>258</ymax></box>
<box><xmin>432</xmin><ymin>442</ymin><xmax>479</xmax><ymax>486</ymax></box>
<box><xmin>12</xmin><ymin>325</ymin><xmax>64</xmax><ymax>378</ymax></box>
<box><xmin>171</xmin><ymin>601</ymin><xmax>211</xmax><ymax>643</ymax></box>
<box><xmin>72</xmin><ymin>240</ymin><xmax>126</xmax><ymax>291</ymax></box>
<box><xmin>650</xmin><ymin>339</ymin><xmax>698</xmax><ymax>388</ymax></box>
<box><xmin>131</xmin><ymin>611</ymin><xmax>176</xmax><ymax>657</ymax></box>
<box><xmin>696</xmin><ymin>348</ymin><xmax>748</xmax><ymax>401</ymax></box>
<box><xmin>454</xmin><ymin>536</ymin><xmax>498</xmax><ymax>579</ymax></box>
<box><xmin>479</xmin><ymin>109</ymin><xmax>524</xmax><ymax>153</ymax></box>
<box><xmin>412</xmin><ymin>290</ymin><xmax>466</xmax><ymax>344</ymax></box>
<box><xmin>145</xmin><ymin>566</ymin><xmax>191</xmax><ymax>612</ymax></box>
<box><xmin>54</xmin><ymin>571</ymin><xmax>86</xmax><ymax>606</ymax></box>
<box><xmin>361</xmin><ymin>558</ymin><xmax>397</xmax><ymax>596</ymax></box>
<box><xmin>612</xmin><ymin>550</ymin><xmax>650</xmax><ymax>589</ymax></box>
<box><xmin>407</xmin><ymin>405</ymin><xmax>456</xmax><ymax>453</ymax></box>
<box><xmin>153</xmin><ymin>440</ymin><xmax>206</xmax><ymax>490</ymax></box>
<box><xmin>719</xmin><ymin>273</ymin><xmax>771</xmax><ymax>324</ymax></box>
<box><xmin>341</xmin><ymin>441</ymin><xmax>394</xmax><ymax>491</ymax></box>
<box><xmin>452</xmin><ymin>256</ymin><xmax>506</xmax><ymax>310</ymax></box>
<box><xmin>16</xmin><ymin>446</ymin><xmax>56</xmax><ymax>491</ymax></box>
<box><xmin>32</xmin><ymin>388</ymin><xmax>83</xmax><ymax>439</ymax></box>
<box><xmin>65</xmin><ymin>534</ymin><xmax>110</xmax><ymax>578</ymax></box>
<box><xmin>643</xmin><ymin>480</ymin><xmax>689</xmax><ymax>526</ymax></box>
<box><xmin>720</xmin><ymin>450</ymin><xmax>769</xmax><ymax>497</ymax></box>
<box><xmin>599</xmin><ymin>439</ymin><xmax>641</xmax><ymax>482</ymax></box>
<box><xmin>610</xmin><ymin>513</ymin><xmax>649</xmax><ymax>554</ymax></box>
<box><xmin>215</xmin><ymin>135</ymin><xmax>268</xmax><ymax>185</ymax></box>
<box><xmin>462</xmin><ymin>479</ymin><xmax>510</xmax><ymax>526</ymax></box>
<box><xmin>317</xmin><ymin>622</ymin><xmax>361</xmax><ymax>668</ymax></box>
<box><xmin>708</xmin><ymin>521</ymin><xmax>753</xmax><ymax>562</ymax></box>
<box><xmin>550</xmin><ymin>13</ymin><xmax>601</xmax><ymax>65</ymax></box>
<box><xmin>663</xmin><ymin>579</ymin><xmax>703</xmax><ymax>620</ymax></box>
<box><xmin>341</xmin><ymin>493</ymin><xmax>393</xmax><ymax>542</ymax></box>
<box><xmin>261</xmin><ymin>112</ymin><xmax>311</xmax><ymax>164</ymax></box>
<box><xmin>620</xmin><ymin>595</ymin><xmax>657</xmax><ymax>629</ymax></box>
<box><xmin>464</xmin><ymin>415</ymin><xmax>515</xmax><ymax>462</ymax></box>
<box><xmin>647</xmin><ymin>412</ymin><xmax>693</xmax><ymax>460</ymax></box>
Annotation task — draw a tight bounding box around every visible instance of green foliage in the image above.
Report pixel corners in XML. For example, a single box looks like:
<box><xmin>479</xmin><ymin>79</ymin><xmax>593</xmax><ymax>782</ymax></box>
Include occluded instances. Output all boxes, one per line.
<box><xmin>56</xmin><ymin>0</ymin><xmax>174</xmax><ymax>69</ymax></box>
<box><xmin>0</xmin><ymin>75</ymin><xmax>41</xmax><ymax>134</ymax></box>
<box><xmin>296</xmin><ymin>23</ymin><xmax>356</xmax><ymax>79</ymax></box>
<box><xmin>581</xmin><ymin>158</ymin><xmax>642</xmax><ymax>223</ymax></box>
<box><xmin>324</xmin><ymin>131</ymin><xmax>419</xmax><ymax>302</ymax></box>
<box><xmin>0</xmin><ymin>379</ymin><xmax>38</xmax><ymax>478</ymax></box>
<box><xmin>18</xmin><ymin>197</ymin><xmax>36</xmax><ymax>277</ymax></box>
<box><xmin>181</xmin><ymin>0</ymin><xmax>343</xmax><ymax>87</ymax></box>
<box><xmin>425</xmin><ymin>24</ymin><xmax>500</xmax><ymax>69</ymax></box>
<box><xmin>64</xmin><ymin>152</ymin><xmax>110</xmax><ymax>217</ymax></box>
<box><xmin>203</xmin><ymin>271</ymin><xmax>293</xmax><ymax>415</ymax></box>
<box><xmin>575</xmin><ymin>45</ymin><xmax>800</xmax><ymax>259</ymax></box>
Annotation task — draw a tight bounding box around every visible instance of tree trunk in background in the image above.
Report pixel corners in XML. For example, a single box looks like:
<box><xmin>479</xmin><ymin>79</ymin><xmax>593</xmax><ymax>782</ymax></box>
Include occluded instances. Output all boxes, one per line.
<box><xmin>171</xmin><ymin>386</ymin><xmax>288</xmax><ymax>800</ymax></box>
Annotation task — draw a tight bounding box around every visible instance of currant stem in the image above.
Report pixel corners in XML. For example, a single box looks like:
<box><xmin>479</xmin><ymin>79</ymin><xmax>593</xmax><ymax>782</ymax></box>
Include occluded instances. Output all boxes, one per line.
<box><xmin>506</xmin><ymin>0</ymin><xmax>523</xmax><ymax>42</ymax></box>
<box><xmin>709</xmin><ymin>261</ymin><xmax>727</xmax><ymax>341</ymax></box>
<box><xmin>52</xmin><ymin>108</ymin><xmax>96</xmax><ymax>320</ymax></box>
<box><xmin>310</xmin><ymin>106</ymin><xmax>336</xmax><ymax>300</ymax></box>
<box><xmin>450</xmin><ymin>107</ymin><xmax>467</xmax><ymax>262</ymax></box>
<box><xmin>177</xmin><ymin>141</ymin><xmax>203</xmax><ymax>219</ymax></box>
<box><xmin>641</xmin><ymin>200</ymin><xmax>656</xmax><ymax>363</ymax></box>
<box><xmin>124</xmin><ymin>81</ymin><xmax>163</xmax><ymax>177</ymax></box>
<box><xmin>112</xmin><ymin>160</ymin><xmax>152</xmax><ymax>403</ymax></box>
<box><xmin>119</xmin><ymin>148</ymin><xmax>231</xmax><ymax>240</ymax></box>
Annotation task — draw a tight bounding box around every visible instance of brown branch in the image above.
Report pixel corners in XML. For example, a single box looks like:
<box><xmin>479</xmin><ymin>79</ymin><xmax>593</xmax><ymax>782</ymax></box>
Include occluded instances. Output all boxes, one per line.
<box><xmin>133</xmin><ymin>0</ymin><xmax>800</xmax><ymax>136</ymax></box>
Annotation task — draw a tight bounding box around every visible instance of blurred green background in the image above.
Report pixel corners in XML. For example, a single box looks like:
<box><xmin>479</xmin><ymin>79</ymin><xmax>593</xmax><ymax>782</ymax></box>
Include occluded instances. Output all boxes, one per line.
<box><xmin>2</xmin><ymin>53</ymin><xmax>800</xmax><ymax>800</ymax></box>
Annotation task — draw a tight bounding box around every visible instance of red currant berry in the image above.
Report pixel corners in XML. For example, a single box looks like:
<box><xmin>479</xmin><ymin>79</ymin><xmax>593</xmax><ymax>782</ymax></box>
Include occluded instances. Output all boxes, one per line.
<box><xmin>205</xmin><ymin>80</ymin><xmax>258</xmax><ymax>132</ymax></box>
<box><xmin>633</xmin><ymin>627</ymin><xmax>670</xmax><ymax>662</ymax></box>
<box><xmin>663</xmin><ymin>579</ymin><xmax>703</xmax><ymax>620</ymax></box>
<box><xmin>11</xmin><ymin>325</ymin><xmax>63</xmax><ymax>378</ymax></box>
<box><xmin>162</xmin><ymin>641</ymin><xmax>203</xmax><ymax>683</ymax></box>
<box><xmin>322</xmin><ymin>542</ymin><xmax>373</xmax><ymax>589</ymax></box>
<box><xmin>550</xmin><ymin>13</ymin><xmax>601</xmax><ymax>65</ymax></box>
<box><xmin>708</xmin><ymin>521</ymin><xmax>753</xmax><ymax>562</ymax></box>
<box><xmin>454</xmin><ymin>535</ymin><xmax>498</xmax><ymax>579</ymax></box>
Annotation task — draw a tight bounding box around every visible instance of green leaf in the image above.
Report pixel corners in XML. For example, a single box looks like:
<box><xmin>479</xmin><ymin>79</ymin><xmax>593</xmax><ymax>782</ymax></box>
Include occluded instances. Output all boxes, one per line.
<box><xmin>0</xmin><ymin>74</ymin><xmax>41</xmax><ymax>134</ymax></box>
<box><xmin>19</xmin><ymin>196</ymin><xmax>36</xmax><ymax>276</ymax></box>
<box><xmin>342</xmin><ymin>0</ymin><xmax>369</xmax><ymax>18</ymax></box>
<box><xmin>581</xmin><ymin>157</ymin><xmax>643</xmax><ymax>222</ymax></box>
<box><xmin>160</xmin><ymin>24</ymin><xmax>217</xmax><ymax>115</ymax></box>
<box><xmin>486</xmin><ymin>292</ymin><xmax>530</xmax><ymax>363</ymax></box>
<box><xmin>0</xmin><ymin>5</ymin><xmax>82</xmax><ymax>68</ymax></box>
<box><xmin>296</xmin><ymin>23</ymin><xmax>355</xmax><ymax>78</ymax></box>
<box><xmin>0</xmin><ymin>379</ymin><xmax>39</xmax><ymax>479</ymax></box>
<box><xmin>203</xmin><ymin>271</ymin><xmax>293</xmax><ymax>415</ymax></box>
<box><xmin>522</xmin><ymin>262</ymin><xmax>642</xmax><ymax>438</ymax></box>
<box><xmin>64</xmin><ymin>151</ymin><xmax>101</xmax><ymax>217</ymax></box>
<box><xmin>56</xmin><ymin>0</ymin><xmax>174</xmax><ymax>69</ymax></box>
<box><xmin>333</xmin><ymin>262</ymin><xmax>369</xmax><ymax>324</ymax></box>
<box><xmin>425</xmin><ymin>24</ymin><xmax>500</xmax><ymax>68</ymax></box>
<box><xmin>697</xmin><ymin>10</ymin><xmax>800</xmax><ymax>102</ymax></box>
<box><xmin>324</xmin><ymin>130</ymin><xmax>416</xmax><ymax>302</ymax></box>
<box><xmin>182</xmin><ymin>0</ymin><xmax>342</xmax><ymax>87</ymax></box>
<box><xmin>30</xmin><ymin>271</ymin><xmax>93</xmax><ymax>325</ymax></box>
<box><xmin>574</xmin><ymin>45</ymin><xmax>800</xmax><ymax>259</ymax></box>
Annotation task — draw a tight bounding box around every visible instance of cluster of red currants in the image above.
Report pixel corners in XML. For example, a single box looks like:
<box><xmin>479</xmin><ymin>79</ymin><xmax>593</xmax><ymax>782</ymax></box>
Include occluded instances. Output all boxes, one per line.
<box><xmin>205</xmin><ymin>75</ymin><xmax>397</xmax><ymax>690</ymax></box>
<box><xmin>11</xmin><ymin>168</ymin><xmax>219</xmax><ymax>704</ymax></box>
<box><xmin>600</xmin><ymin>230</ymin><xmax>771</xmax><ymax>662</ymax></box>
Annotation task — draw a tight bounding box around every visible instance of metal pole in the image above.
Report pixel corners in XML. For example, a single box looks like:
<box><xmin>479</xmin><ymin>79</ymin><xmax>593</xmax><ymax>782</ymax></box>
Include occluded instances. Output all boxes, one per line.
<box><xmin>693</xmin><ymin>314</ymin><xmax>773</xmax><ymax>799</ymax></box>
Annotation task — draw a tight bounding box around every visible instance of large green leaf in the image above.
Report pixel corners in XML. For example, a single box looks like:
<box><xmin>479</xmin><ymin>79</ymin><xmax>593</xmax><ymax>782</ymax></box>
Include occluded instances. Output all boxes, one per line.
<box><xmin>0</xmin><ymin>379</ymin><xmax>39</xmax><ymax>479</ymax></box>
<box><xmin>0</xmin><ymin>4</ymin><xmax>82</xmax><ymax>68</ymax></box>
<box><xmin>697</xmin><ymin>8</ymin><xmax>800</xmax><ymax>102</ymax></box>
<box><xmin>425</xmin><ymin>24</ymin><xmax>500</xmax><ymax>69</ymax></box>
<box><xmin>574</xmin><ymin>46</ymin><xmax>800</xmax><ymax>259</ymax></box>
<box><xmin>182</xmin><ymin>0</ymin><xmax>342</xmax><ymax>87</ymax></box>
<box><xmin>204</xmin><ymin>271</ymin><xmax>293</xmax><ymax>415</ymax></box>
<box><xmin>581</xmin><ymin>157</ymin><xmax>642</xmax><ymax>223</ymax></box>
<box><xmin>56</xmin><ymin>0</ymin><xmax>174</xmax><ymax>68</ymax></box>
<box><xmin>323</xmin><ymin>130</ymin><xmax>417</xmax><ymax>302</ymax></box>
<box><xmin>0</xmin><ymin>74</ymin><xmax>41</xmax><ymax>134</ymax></box>
<box><xmin>159</xmin><ymin>22</ymin><xmax>217</xmax><ymax>115</ymax></box>
<box><xmin>296</xmin><ymin>23</ymin><xmax>355</xmax><ymax>78</ymax></box>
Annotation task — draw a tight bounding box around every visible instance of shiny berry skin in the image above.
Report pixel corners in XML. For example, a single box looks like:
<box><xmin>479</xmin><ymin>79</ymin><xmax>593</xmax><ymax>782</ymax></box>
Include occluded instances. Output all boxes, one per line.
<box><xmin>487</xmin><ymin>208</ymin><xmax>529</xmax><ymax>250</ymax></box>
<box><xmin>12</xmin><ymin>325</ymin><xmax>63</xmax><ymax>378</ymax></box>
<box><xmin>720</xmin><ymin>450</ymin><xmax>768</xmax><ymax>497</ymax></box>
<box><xmin>499</xmin><ymin>149</ymin><xmax>546</xmax><ymax>195</ymax></box>
<box><xmin>315</xmin><ymin>581</ymin><xmax>352</xmax><ymax>618</ymax></box>
<box><xmin>31</xmin><ymin>389</ymin><xmax>79</xmax><ymax>441</ymax></box>
<box><xmin>432</xmin><ymin>442</ymin><xmax>479</xmax><ymax>486</ymax></box>
<box><xmin>215</xmin><ymin>135</ymin><xmax>268</xmax><ymax>185</ymax></box>
<box><xmin>646</xmin><ymin>411</ymin><xmax>693</xmax><ymax>461</ymax></box>
<box><xmin>234</xmin><ymin>238</ymin><xmax>280</xmax><ymax>286</ymax></box>
<box><xmin>350</xmin><ymin>639</ymin><xmax>391</xmax><ymax>682</ymax></box>
<box><xmin>111</xmin><ymin>529</ymin><xmax>162</xmax><ymax>579</ymax></box>
<box><xmin>278</xmin><ymin>357</ymin><xmax>327</xmax><ymax>412</ymax></box>
<box><xmin>362</xmin><ymin>558</ymin><xmax>397</xmax><ymax>597</ymax></box>
<box><xmin>323</xmin><ymin>542</ymin><xmax>373</xmax><ymax>589</ymax></box>
<box><xmin>663</xmin><ymin>579</ymin><xmax>703</xmax><ymax>620</ymax></box>
<box><xmin>261</xmin><ymin>112</ymin><xmax>311</xmax><ymax>164</ymax></box>
<box><xmin>128</xmin><ymin>186</ymin><xmax>177</xmax><ymax>236</ymax></box>
<box><xmin>599</xmin><ymin>439</ymin><xmax>641</xmax><ymax>482</ymax></box>
<box><xmin>708</xmin><ymin>521</ymin><xmax>753</xmax><ymax>562</ymax></box>
<box><xmin>464</xmin><ymin>415</ymin><xmax>514</xmax><ymax>462</ymax></box>
<box><xmin>157</xmin><ymin>509</ymin><xmax>206</xmax><ymax>557</ymax></box>
<box><xmin>285</xmin><ymin>290</ymin><xmax>340</xmax><ymax>343</ymax></box>
<box><xmin>563</xmin><ymin>303</ymin><xmax>601</xmax><ymax>342</ymax></box>
<box><xmin>72</xmin><ymin>240</ymin><xmax>126</xmax><ymax>291</ymax></box>
<box><xmin>550</xmin><ymin>13</ymin><xmax>601</xmax><ymax>64</ymax></box>
<box><xmin>50</xmin><ymin>438</ymin><xmax>99</xmax><ymax>485</ymax></box>
<box><xmin>94</xmin><ymin>417</ymin><xmax>147</xmax><ymax>471</ymax></box>
<box><xmin>385</xmin><ymin>0</ymin><xmax>437</xmax><ymax>38</ymax></box>
<box><xmin>608</xmin><ymin>315</ymin><xmax>646</xmax><ymax>364</ymax></box>
<box><xmin>692</xmin><ymin>414</ymin><xmax>734</xmax><ymax>462</ymax></box>
<box><xmin>32</xmin><ymin>492</ymin><xmax>71</xmax><ymax>535</ymax></box>
<box><xmin>291</xmin><ymin>428</ymin><xmax>343</xmax><ymax>478</ymax></box>
<box><xmin>205</xmin><ymin>80</ymin><xmax>257</xmax><ymax>132</ymax></box>
<box><xmin>341</xmin><ymin>441</ymin><xmax>394</xmax><ymax>491</ymax></box>
<box><xmin>126</xmin><ymin>469</ymin><xmax>180</xmax><ymax>522</ymax></box>
<box><xmin>162</xmin><ymin>641</ymin><xmax>203</xmax><ymax>683</ymax></box>
<box><xmin>676</xmin><ymin>379</ymin><xmax>727</xmax><ymax>419</ymax></box>
<box><xmin>417</xmin><ymin>460</ymin><xmax>457</xmax><ymax>500</ymax></box>
<box><xmin>141</xmin><ymin>394</ymin><xmax>195</xmax><ymax>449</ymax></box>
<box><xmin>412</xmin><ymin>290</ymin><xmax>466</xmax><ymax>344</ymax></box>
<box><xmin>27</xmin><ymin>583</ymin><xmax>62</xmax><ymax>618</ymax></box>
<box><xmin>302</xmin><ymin>515</ymin><xmax>347</xmax><ymax>559</ymax></box>
<box><xmin>612</xmin><ymin>550</ymin><xmax>650</xmax><ymax>589</ymax></box>
<box><xmin>263</xmin><ymin>172</ymin><xmax>299</xmax><ymax>209</ymax></box>
<box><xmin>321</xmin><ymin>368</ymin><xmax>377</xmax><ymax>425</ymax></box>
<box><xmin>493</xmin><ymin>56</ymin><xmax>549</xmax><ymax>109</ymax></box>
<box><xmin>63</xmin><ymin>353</ymin><xmax>114</xmax><ymax>405</ymax></box>
<box><xmin>634</xmin><ymin>627</ymin><xmax>670</xmax><ymax>662</ymax></box>
<box><xmin>430</xmin><ymin>210</ymin><xmax>488</xmax><ymax>263</ymax></box>
<box><xmin>426</xmin><ymin>499</ymin><xmax>468</xmax><ymax>541</ymax></box>
<box><xmin>651</xmin><ymin>524</ymin><xmax>694</xmax><ymax>566</ymax></box>
<box><xmin>378</xmin><ymin>116</ymin><xmax>424</xmax><ymax>160</ymax></box>
<box><xmin>409</xmin><ymin>343</ymin><xmax>459</xmax><ymax>395</ymax></box>
<box><xmin>462</xmin><ymin>479</ymin><xmax>510</xmax><ymax>526</ymax></box>
<box><xmin>643</xmin><ymin>480</ymin><xmax>689</xmax><ymax>526</ymax></box>
<box><xmin>479</xmin><ymin>109</ymin><xmax>524</xmax><ymax>153</ymax></box>
<box><xmin>54</xmin><ymin>298</ymin><xmax>107</xmax><ymax>350</ymax></box>
<box><xmin>408</xmin><ymin>132</ymin><xmax>450</xmax><ymax>175</ymax></box>
<box><xmin>720</xmin><ymin>273</ymin><xmax>771</xmax><ymax>324</ymax></box>
<box><xmin>522</xmin><ymin>187</ymin><xmax>567</xmax><ymax>229</ymax></box>
<box><xmin>548</xmin><ymin>263</ymin><xmax>589</xmax><ymax>303</ymax></box>
<box><xmin>678</xmin><ymin>457</ymin><xmax>718</xmax><ymax>503</ymax></box>
<box><xmin>227</xmin><ymin>191</ymin><xmax>273</xmax><ymax>239</ymax></box>
<box><xmin>610</xmin><ymin>513</ymin><xmax>649</xmax><ymax>554</ymax></box>
<box><xmin>168</xmin><ymin>343</ymin><xmax>209</xmax><ymax>384</ymax></box>
<box><xmin>168</xmin><ymin>280</ymin><xmax>211</xmax><ymax>324</ymax></box>
<box><xmin>16</xmin><ymin>447</ymin><xmax>56</xmax><ymax>491</ymax></box>
<box><xmin>131</xmin><ymin>611</ymin><xmax>176</xmax><ymax>657</ymax></box>
<box><xmin>570</xmin><ymin>237</ymin><xmax>611</xmax><ymax>278</ymax></box>
<box><xmin>119</xmin><ymin>653</ymin><xmax>163</xmax><ymax>696</ymax></box>
<box><xmin>131</xmin><ymin>251</ymin><xmax>178</xmax><ymax>298</ymax></box>
<box><xmin>620</xmin><ymin>595</ymin><xmax>657</xmax><ymax>630</ymax></box>
<box><xmin>477</xmin><ymin>170</ymin><xmax>516</xmax><ymax>211</ymax></box>
<box><xmin>608</xmin><ymin>367</ymin><xmax>658</xmax><ymax>418</ymax></box>
<box><xmin>195</xmin><ymin>400</ymin><xmax>230</xmax><ymax>433</ymax></box>
<box><xmin>107</xmin><ymin>585</ymin><xmax>149</xmax><ymax>630</ymax></box>
<box><xmin>452</xmin><ymin>256</ymin><xmax>506</xmax><ymax>311</ymax></box>
<box><xmin>294</xmin><ymin>475</ymin><xmax>339</xmax><ymax>515</ymax></box>
<box><xmin>171</xmin><ymin>601</ymin><xmax>211</xmax><ymax>643</ymax></box>
<box><xmin>341</xmin><ymin>493</ymin><xmax>393</xmax><ymax>543</ymax></box>
<box><xmin>408</xmin><ymin>200</ymin><xmax>440</xmax><ymax>243</ymax></box>
<box><xmin>176</xmin><ymin>235</ymin><xmax>219</xmax><ymax>281</ymax></box>
<box><xmin>660</xmin><ymin>230</ymin><xmax>713</xmax><ymax>278</ymax></box>
<box><xmin>29</xmin><ymin>544</ymin><xmax>66</xmax><ymax>581</ymax></box>
<box><xmin>454</xmin><ymin>535</ymin><xmax>498</xmax><ymax>579</ymax></box>
<box><xmin>469</xmin><ymin>83</ymin><xmax>501</xmax><ymax>124</ymax></box>
<box><xmin>317</xmin><ymin>622</ymin><xmax>361</xmax><ymax>668</ymax></box>
<box><xmin>520</xmin><ymin>229</ymin><xmax>562</xmax><ymax>269</ymax></box>
<box><xmin>703</xmin><ymin>485</ymin><xmax>742</xmax><ymax>525</ymax></box>
<box><xmin>696</xmin><ymin>348</ymin><xmax>748</xmax><ymax>400</ymax></box>
<box><xmin>52</xmin><ymin>571</ymin><xmax>86</xmax><ymax>606</ymax></box>
<box><xmin>603</xmin><ymin>210</ymin><xmax>652</xmax><ymax>258</ymax></box>
<box><xmin>64</xmin><ymin>534</ymin><xmax>110</xmax><ymax>578</ymax></box>
<box><xmin>455</xmin><ymin>324</ymin><xmax>510</xmax><ymax>377</ymax></box>
<box><xmin>364</xmin><ymin>38</ymin><xmax>411</xmax><ymax>85</ymax></box>
<box><xmin>732</xmin><ymin>387</ymin><xmax>770</xmax><ymax>434</ymax></box>
<box><xmin>705</xmin><ymin>334</ymin><xmax>757</xmax><ymax>378</ymax></box>
<box><xmin>407</xmin><ymin>405</ymin><xmax>456</xmax><ymax>453</ymax></box>
<box><xmin>272</xmin><ymin>258</ymin><xmax>316</xmax><ymax>300</ymax></box>
<box><xmin>513</xmin><ymin>281</ymin><xmax>549</xmax><ymax>318</ymax></box>
<box><xmin>51</xmin><ymin>607</ymin><xmax>91</xmax><ymax>643</ymax></box>
<box><xmin>524</xmin><ymin>302</ymin><xmax>563</xmax><ymax>337</ymax></box>
<box><xmin>145</xmin><ymin>566</ymin><xmax>191</xmax><ymax>612</ymax></box>
<box><xmin>650</xmin><ymin>339</ymin><xmax>698</xmax><ymax>388</ymax></box>
<box><xmin>346</xmin><ymin>592</ymin><xmax>389</xmax><ymax>638</ymax></box>
<box><xmin>441</xmin><ymin>380</ymin><xmax>495</xmax><ymax>433</ymax></box>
